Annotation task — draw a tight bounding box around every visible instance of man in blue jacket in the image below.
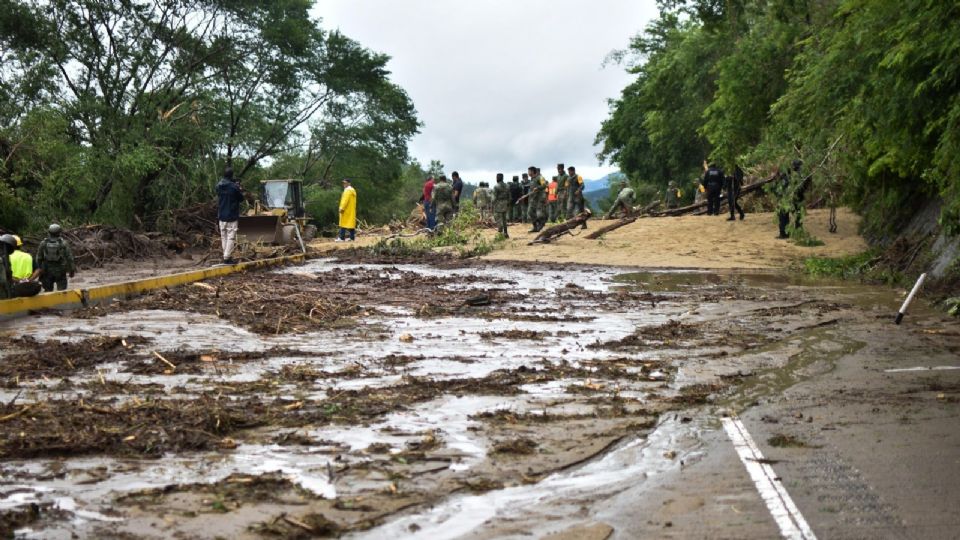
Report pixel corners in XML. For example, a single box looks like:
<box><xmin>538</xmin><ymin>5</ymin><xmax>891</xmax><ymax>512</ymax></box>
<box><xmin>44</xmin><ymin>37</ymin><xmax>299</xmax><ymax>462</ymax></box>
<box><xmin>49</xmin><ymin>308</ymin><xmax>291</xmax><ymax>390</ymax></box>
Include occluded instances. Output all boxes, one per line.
<box><xmin>216</xmin><ymin>166</ymin><xmax>244</xmax><ymax>264</ymax></box>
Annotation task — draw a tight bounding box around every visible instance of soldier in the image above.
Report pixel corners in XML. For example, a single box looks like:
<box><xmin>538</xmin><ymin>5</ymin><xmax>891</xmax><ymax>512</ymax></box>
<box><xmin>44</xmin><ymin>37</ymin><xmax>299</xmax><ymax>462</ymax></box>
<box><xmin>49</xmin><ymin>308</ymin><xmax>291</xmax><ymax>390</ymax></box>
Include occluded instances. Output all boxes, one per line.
<box><xmin>432</xmin><ymin>175</ymin><xmax>455</xmax><ymax>226</ymax></box>
<box><xmin>566</xmin><ymin>166</ymin><xmax>587</xmax><ymax>228</ymax></box>
<box><xmin>526</xmin><ymin>166</ymin><xmax>548</xmax><ymax>232</ymax></box>
<box><xmin>604</xmin><ymin>181</ymin><xmax>636</xmax><ymax>219</ymax></box>
<box><xmin>703</xmin><ymin>162</ymin><xmax>725</xmax><ymax>216</ymax></box>
<box><xmin>777</xmin><ymin>159</ymin><xmax>807</xmax><ymax>237</ymax></box>
<box><xmin>0</xmin><ymin>234</ymin><xmax>14</xmax><ymax>299</ymax></box>
<box><xmin>664</xmin><ymin>181</ymin><xmax>682</xmax><ymax>209</ymax></box>
<box><xmin>509</xmin><ymin>176</ymin><xmax>522</xmax><ymax>222</ymax></box>
<box><xmin>472</xmin><ymin>181</ymin><xmax>492</xmax><ymax>221</ymax></box>
<box><xmin>493</xmin><ymin>173</ymin><xmax>511</xmax><ymax>238</ymax></box>
<box><xmin>547</xmin><ymin>176</ymin><xmax>559</xmax><ymax>223</ymax></box>
<box><xmin>35</xmin><ymin>224</ymin><xmax>76</xmax><ymax>292</ymax></box>
<box><xmin>556</xmin><ymin>163</ymin><xmax>568</xmax><ymax>217</ymax></box>
<box><xmin>727</xmin><ymin>165</ymin><xmax>745</xmax><ymax>221</ymax></box>
<box><xmin>519</xmin><ymin>173</ymin><xmax>531</xmax><ymax>223</ymax></box>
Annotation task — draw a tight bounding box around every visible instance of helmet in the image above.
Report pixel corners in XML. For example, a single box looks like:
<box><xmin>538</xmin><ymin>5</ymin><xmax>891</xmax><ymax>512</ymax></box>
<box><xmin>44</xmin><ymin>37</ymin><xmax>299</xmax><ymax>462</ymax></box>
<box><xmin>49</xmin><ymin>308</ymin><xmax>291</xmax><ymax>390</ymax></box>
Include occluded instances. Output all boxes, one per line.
<box><xmin>12</xmin><ymin>235</ymin><xmax>22</xmax><ymax>247</ymax></box>
<box><xmin>0</xmin><ymin>234</ymin><xmax>16</xmax><ymax>250</ymax></box>
<box><xmin>48</xmin><ymin>223</ymin><xmax>62</xmax><ymax>236</ymax></box>
<box><xmin>791</xmin><ymin>159</ymin><xmax>803</xmax><ymax>171</ymax></box>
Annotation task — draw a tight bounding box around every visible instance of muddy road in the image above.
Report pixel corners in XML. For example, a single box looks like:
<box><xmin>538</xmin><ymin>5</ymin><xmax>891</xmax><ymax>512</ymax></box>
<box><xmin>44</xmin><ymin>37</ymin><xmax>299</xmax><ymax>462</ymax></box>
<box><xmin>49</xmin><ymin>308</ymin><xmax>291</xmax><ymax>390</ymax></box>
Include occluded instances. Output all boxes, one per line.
<box><xmin>1</xmin><ymin>256</ymin><xmax>958</xmax><ymax>539</ymax></box>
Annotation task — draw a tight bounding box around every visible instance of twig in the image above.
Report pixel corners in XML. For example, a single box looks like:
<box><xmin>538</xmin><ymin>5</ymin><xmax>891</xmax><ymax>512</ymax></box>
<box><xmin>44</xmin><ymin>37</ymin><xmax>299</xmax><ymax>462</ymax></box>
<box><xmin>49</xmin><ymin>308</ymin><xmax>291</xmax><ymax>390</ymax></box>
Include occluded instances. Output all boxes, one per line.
<box><xmin>0</xmin><ymin>405</ymin><xmax>34</xmax><ymax>423</ymax></box>
<box><xmin>152</xmin><ymin>351</ymin><xmax>177</xmax><ymax>371</ymax></box>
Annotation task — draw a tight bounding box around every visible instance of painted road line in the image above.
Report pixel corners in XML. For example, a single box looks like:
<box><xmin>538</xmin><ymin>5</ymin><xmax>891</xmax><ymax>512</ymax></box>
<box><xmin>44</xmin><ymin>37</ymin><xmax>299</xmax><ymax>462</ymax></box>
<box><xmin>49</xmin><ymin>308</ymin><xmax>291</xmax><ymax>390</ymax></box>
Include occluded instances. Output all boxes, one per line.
<box><xmin>884</xmin><ymin>366</ymin><xmax>960</xmax><ymax>373</ymax></box>
<box><xmin>722</xmin><ymin>416</ymin><xmax>817</xmax><ymax>540</ymax></box>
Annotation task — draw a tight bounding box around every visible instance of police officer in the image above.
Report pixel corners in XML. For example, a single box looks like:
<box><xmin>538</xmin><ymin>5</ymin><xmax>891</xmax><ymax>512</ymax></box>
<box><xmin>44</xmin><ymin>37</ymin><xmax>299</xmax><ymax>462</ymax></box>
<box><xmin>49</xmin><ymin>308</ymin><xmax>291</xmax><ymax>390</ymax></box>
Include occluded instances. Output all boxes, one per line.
<box><xmin>727</xmin><ymin>165</ymin><xmax>745</xmax><ymax>221</ymax></box>
<box><xmin>35</xmin><ymin>224</ymin><xmax>76</xmax><ymax>291</ymax></box>
<box><xmin>493</xmin><ymin>173</ymin><xmax>511</xmax><ymax>238</ymax></box>
<box><xmin>703</xmin><ymin>162</ymin><xmax>725</xmax><ymax>216</ymax></box>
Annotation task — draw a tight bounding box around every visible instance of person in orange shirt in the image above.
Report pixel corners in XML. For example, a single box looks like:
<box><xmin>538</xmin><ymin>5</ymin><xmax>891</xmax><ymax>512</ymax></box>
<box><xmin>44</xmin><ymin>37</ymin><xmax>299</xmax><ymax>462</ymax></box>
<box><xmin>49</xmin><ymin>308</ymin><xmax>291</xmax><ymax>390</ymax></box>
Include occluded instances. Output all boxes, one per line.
<box><xmin>547</xmin><ymin>176</ymin><xmax>560</xmax><ymax>223</ymax></box>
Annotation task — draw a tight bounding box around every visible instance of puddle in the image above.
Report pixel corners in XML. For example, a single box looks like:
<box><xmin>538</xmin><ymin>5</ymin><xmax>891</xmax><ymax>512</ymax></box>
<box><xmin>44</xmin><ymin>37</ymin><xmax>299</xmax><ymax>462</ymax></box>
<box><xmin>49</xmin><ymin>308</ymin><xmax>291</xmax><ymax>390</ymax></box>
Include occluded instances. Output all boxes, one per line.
<box><xmin>352</xmin><ymin>413</ymin><xmax>706</xmax><ymax>540</ymax></box>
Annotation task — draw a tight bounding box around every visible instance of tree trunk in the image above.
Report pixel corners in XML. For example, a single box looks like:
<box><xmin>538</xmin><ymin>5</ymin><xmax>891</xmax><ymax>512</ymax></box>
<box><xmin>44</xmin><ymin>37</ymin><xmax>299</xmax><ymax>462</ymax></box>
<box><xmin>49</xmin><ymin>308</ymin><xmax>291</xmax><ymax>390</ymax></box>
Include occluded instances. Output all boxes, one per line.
<box><xmin>529</xmin><ymin>210</ymin><xmax>592</xmax><ymax>245</ymax></box>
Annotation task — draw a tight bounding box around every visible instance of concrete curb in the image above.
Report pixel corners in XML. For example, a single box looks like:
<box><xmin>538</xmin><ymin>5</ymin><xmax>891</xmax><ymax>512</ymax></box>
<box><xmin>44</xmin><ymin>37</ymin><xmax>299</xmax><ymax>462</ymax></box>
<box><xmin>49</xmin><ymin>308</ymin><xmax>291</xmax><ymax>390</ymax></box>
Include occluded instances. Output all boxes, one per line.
<box><xmin>0</xmin><ymin>254</ymin><xmax>305</xmax><ymax>320</ymax></box>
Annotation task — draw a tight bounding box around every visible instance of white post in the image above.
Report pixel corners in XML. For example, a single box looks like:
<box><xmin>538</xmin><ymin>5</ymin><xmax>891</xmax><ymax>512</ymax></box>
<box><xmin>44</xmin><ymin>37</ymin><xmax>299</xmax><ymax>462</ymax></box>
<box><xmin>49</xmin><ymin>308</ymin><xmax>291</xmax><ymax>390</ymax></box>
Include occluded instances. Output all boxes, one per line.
<box><xmin>895</xmin><ymin>273</ymin><xmax>927</xmax><ymax>325</ymax></box>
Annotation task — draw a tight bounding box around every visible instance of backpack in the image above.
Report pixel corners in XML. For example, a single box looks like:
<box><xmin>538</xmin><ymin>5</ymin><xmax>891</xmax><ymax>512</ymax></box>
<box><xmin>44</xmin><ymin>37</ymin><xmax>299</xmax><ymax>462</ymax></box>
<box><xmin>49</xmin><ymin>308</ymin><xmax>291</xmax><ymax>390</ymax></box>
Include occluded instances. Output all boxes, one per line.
<box><xmin>43</xmin><ymin>238</ymin><xmax>64</xmax><ymax>263</ymax></box>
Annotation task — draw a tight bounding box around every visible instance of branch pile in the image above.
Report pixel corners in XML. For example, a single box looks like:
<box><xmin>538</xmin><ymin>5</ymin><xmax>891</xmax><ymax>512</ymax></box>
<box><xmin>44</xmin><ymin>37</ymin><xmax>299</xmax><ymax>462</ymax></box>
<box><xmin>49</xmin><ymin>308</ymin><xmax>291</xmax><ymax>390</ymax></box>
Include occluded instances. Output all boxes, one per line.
<box><xmin>61</xmin><ymin>225</ymin><xmax>169</xmax><ymax>268</ymax></box>
<box><xmin>152</xmin><ymin>200</ymin><xmax>219</xmax><ymax>247</ymax></box>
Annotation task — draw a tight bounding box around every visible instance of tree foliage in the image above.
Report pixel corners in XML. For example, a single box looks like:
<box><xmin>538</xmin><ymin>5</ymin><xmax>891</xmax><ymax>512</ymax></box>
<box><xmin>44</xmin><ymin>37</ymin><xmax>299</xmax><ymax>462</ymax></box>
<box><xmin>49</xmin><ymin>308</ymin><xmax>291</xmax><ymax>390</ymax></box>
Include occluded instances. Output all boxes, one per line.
<box><xmin>0</xmin><ymin>0</ymin><xmax>419</xmax><ymax>232</ymax></box>
<box><xmin>599</xmin><ymin>0</ymin><xmax>960</xmax><ymax>237</ymax></box>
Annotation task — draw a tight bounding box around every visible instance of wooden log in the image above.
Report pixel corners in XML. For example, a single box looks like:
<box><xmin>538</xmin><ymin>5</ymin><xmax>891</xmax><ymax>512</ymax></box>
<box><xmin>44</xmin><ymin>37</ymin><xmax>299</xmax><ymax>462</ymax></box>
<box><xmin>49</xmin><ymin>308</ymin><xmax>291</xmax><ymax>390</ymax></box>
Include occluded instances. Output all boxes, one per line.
<box><xmin>651</xmin><ymin>174</ymin><xmax>778</xmax><ymax>218</ymax></box>
<box><xmin>528</xmin><ymin>210</ymin><xmax>592</xmax><ymax>245</ymax></box>
<box><xmin>585</xmin><ymin>200</ymin><xmax>660</xmax><ymax>240</ymax></box>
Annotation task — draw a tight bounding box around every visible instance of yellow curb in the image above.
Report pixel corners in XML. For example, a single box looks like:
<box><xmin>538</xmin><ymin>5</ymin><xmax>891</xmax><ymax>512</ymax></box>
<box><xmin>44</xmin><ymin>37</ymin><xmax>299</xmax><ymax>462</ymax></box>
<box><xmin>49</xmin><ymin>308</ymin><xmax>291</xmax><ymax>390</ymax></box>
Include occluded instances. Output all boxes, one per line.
<box><xmin>0</xmin><ymin>254</ymin><xmax>304</xmax><ymax>319</ymax></box>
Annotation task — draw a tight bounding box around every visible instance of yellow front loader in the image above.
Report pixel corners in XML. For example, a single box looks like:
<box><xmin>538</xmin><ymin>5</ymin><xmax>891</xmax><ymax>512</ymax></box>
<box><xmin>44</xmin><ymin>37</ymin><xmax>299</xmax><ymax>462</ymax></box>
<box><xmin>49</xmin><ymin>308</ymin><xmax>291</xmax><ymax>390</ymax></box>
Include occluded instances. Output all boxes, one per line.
<box><xmin>237</xmin><ymin>180</ymin><xmax>316</xmax><ymax>252</ymax></box>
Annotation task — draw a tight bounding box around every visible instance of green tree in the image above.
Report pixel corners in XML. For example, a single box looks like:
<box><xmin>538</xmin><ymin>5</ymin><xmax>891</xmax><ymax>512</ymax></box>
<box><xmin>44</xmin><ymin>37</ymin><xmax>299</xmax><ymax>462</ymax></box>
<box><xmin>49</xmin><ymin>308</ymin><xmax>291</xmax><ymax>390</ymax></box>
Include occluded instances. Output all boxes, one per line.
<box><xmin>0</xmin><ymin>0</ymin><xmax>419</xmax><ymax>232</ymax></box>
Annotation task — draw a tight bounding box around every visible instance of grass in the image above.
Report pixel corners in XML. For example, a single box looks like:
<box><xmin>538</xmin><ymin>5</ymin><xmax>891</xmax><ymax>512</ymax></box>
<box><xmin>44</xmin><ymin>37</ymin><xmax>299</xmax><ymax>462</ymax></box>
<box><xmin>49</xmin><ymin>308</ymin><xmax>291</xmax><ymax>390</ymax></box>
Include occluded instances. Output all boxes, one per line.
<box><xmin>803</xmin><ymin>250</ymin><xmax>879</xmax><ymax>279</ymax></box>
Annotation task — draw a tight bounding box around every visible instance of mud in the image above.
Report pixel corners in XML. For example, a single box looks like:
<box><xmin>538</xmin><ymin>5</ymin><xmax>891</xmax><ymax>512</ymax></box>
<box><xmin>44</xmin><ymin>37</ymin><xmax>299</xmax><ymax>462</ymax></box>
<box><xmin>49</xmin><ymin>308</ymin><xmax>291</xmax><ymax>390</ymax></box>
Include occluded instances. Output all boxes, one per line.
<box><xmin>0</xmin><ymin>259</ymin><xmax>909</xmax><ymax>539</ymax></box>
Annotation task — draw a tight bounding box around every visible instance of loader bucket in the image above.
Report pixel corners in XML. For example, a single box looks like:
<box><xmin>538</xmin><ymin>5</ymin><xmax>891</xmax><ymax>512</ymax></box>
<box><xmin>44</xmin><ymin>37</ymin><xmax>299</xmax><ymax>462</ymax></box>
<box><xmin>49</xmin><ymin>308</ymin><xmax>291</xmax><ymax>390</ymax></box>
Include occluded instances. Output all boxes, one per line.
<box><xmin>237</xmin><ymin>215</ymin><xmax>282</xmax><ymax>244</ymax></box>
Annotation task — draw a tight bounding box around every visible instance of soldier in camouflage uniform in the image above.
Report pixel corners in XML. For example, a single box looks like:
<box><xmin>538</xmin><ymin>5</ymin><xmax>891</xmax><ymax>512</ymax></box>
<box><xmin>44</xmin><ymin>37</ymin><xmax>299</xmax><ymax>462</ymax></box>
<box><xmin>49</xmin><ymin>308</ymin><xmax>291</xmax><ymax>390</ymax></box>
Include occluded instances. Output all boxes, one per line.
<box><xmin>519</xmin><ymin>173</ymin><xmax>531</xmax><ymax>223</ymax></box>
<box><xmin>35</xmin><ymin>224</ymin><xmax>76</xmax><ymax>292</ymax></box>
<box><xmin>526</xmin><ymin>166</ymin><xmax>548</xmax><ymax>232</ymax></box>
<box><xmin>472</xmin><ymin>182</ymin><xmax>492</xmax><ymax>221</ymax></box>
<box><xmin>492</xmin><ymin>173</ymin><xmax>511</xmax><ymax>238</ymax></box>
<box><xmin>555</xmin><ymin>163</ymin><xmax>568</xmax><ymax>221</ymax></box>
<box><xmin>604</xmin><ymin>181</ymin><xmax>636</xmax><ymax>219</ymax></box>
<box><xmin>664</xmin><ymin>180</ymin><xmax>682</xmax><ymax>209</ymax></box>
<box><xmin>566</xmin><ymin>166</ymin><xmax>587</xmax><ymax>228</ymax></box>
<box><xmin>432</xmin><ymin>176</ymin><xmax>455</xmax><ymax>227</ymax></box>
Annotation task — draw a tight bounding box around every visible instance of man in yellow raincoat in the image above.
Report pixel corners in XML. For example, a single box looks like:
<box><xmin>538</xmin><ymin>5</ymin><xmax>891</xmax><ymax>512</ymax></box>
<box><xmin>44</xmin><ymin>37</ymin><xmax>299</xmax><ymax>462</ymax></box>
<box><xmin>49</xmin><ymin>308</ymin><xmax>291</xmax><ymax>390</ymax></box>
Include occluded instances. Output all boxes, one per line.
<box><xmin>336</xmin><ymin>178</ymin><xmax>357</xmax><ymax>242</ymax></box>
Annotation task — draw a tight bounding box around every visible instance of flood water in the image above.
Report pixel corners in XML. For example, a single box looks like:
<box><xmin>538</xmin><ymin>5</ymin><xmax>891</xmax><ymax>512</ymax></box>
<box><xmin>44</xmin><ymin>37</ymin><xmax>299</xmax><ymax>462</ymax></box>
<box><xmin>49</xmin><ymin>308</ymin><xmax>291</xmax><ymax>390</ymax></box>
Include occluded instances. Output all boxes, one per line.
<box><xmin>0</xmin><ymin>259</ymin><xmax>910</xmax><ymax>539</ymax></box>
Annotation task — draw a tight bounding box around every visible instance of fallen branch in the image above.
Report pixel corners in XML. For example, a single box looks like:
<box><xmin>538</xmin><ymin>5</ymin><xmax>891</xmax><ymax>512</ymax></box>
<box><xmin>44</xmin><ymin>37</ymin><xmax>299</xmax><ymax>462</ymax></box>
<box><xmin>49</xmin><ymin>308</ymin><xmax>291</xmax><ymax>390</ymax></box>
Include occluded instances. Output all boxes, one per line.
<box><xmin>585</xmin><ymin>200</ymin><xmax>660</xmax><ymax>240</ymax></box>
<box><xmin>529</xmin><ymin>210</ymin><xmax>592</xmax><ymax>245</ymax></box>
<box><xmin>0</xmin><ymin>405</ymin><xmax>33</xmax><ymax>423</ymax></box>
<box><xmin>152</xmin><ymin>351</ymin><xmax>177</xmax><ymax>371</ymax></box>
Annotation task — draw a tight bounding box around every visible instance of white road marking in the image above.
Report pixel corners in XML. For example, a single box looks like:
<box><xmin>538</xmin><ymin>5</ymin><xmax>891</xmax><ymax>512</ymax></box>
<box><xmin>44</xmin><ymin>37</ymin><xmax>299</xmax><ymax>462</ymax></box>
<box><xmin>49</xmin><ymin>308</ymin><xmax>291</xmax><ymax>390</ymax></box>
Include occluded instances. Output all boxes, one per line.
<box><xmin>884</xmin><ymin>366</ymin><xmax>960</xmax><ymax>373</ymax></box>
<box><xmin>722</xmin><ymin>416</ymin><xmax>817</xmax><ymax>540</ymax></box>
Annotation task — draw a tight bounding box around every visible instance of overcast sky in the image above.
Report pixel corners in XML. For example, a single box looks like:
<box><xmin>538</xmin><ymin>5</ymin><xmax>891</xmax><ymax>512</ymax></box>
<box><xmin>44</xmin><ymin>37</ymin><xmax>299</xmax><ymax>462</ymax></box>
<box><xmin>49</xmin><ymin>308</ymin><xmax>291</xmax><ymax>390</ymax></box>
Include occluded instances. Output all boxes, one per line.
<box><xmin>312</xmin><ymin>1</ymin><xmax>658</xmax><ymax>183</ymax></box>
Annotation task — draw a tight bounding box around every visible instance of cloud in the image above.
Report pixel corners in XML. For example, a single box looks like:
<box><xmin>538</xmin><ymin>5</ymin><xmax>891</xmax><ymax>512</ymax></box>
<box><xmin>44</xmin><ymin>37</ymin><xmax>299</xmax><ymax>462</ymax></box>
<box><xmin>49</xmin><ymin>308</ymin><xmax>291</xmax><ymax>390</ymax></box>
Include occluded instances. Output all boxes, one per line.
<box><xmin>313</xmin><ymin>0</ymin><xmax>658</xmax><ymax>181</ymax></box>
